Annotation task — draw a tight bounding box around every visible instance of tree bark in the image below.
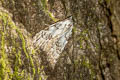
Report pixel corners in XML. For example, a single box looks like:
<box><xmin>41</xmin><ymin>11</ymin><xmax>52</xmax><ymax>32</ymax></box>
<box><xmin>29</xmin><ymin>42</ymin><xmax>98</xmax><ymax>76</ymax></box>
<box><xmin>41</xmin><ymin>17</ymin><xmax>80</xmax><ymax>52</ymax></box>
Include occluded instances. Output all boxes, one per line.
<box><xmin>0</xmin><ymin>0</ymin><xmax>120</xmax><ymax>80</ymax></box>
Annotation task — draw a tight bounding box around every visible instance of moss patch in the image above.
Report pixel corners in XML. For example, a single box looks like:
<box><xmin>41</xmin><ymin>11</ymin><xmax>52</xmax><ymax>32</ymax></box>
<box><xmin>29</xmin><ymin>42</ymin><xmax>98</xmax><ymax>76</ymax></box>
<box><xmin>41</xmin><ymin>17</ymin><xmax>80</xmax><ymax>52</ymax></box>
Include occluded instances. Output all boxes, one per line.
<box><xmin>41</xmin><ymin>0</ymin><xmax>58</xmax><ymax>22</ymax></box>
<box><xmin>0</xmin><ymin>8</ymin><xmax>45</xmax><ymax>80</ymax></box>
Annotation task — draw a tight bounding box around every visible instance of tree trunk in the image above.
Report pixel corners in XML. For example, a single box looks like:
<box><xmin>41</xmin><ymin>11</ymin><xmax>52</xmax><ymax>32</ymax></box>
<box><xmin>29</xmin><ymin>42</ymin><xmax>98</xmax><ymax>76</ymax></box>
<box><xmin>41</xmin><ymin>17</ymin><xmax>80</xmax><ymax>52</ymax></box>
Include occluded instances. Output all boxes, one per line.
<box><xmin>0</xmin><ymin>0</ymin><xmax>120</xmax><ymax>80</ymax></box>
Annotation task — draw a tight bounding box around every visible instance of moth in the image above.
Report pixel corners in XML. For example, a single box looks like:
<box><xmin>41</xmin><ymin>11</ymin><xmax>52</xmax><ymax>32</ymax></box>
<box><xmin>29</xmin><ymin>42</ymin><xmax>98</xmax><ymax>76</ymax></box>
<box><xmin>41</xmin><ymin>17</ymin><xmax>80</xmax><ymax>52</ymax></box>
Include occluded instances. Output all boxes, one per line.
<box><xmin>33</xmin><ymin>17</ymin><xmax>73</xmax><ymax>68</ymax></box>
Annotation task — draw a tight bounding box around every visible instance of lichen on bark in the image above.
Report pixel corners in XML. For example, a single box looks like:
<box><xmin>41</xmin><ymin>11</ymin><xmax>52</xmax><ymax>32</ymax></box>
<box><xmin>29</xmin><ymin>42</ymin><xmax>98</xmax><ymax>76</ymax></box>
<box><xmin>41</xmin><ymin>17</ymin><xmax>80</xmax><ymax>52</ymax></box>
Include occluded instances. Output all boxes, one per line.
<box><xmin>0</xmin><ymin>7</ymin><xmax>47</xmax><ymax>80</ymax></box>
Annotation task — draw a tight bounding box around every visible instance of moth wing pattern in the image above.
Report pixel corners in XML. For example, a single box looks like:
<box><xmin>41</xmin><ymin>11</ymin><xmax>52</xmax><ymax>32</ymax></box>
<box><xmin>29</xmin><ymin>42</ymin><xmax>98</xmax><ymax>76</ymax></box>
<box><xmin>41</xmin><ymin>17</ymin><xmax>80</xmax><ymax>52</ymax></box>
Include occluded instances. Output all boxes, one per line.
<box><xmin>33</xmin><ymin>17</ymin><xmax>73</xmax><ymax>68</ymax></box>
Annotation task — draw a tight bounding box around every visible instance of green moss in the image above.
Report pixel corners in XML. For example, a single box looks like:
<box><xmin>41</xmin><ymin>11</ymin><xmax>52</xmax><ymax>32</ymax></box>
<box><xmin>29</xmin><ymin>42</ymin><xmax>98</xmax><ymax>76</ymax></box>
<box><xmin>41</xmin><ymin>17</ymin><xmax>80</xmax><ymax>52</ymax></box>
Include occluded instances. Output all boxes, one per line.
<box><xmin>14</xmin><ymin>18</ymin><xmax>36</xmax><ymax>79</ymax></box>
<box><xmin>41</xmin><ymin>0</ymin><xmax>58</xmax><ymax>22</ymax></box>
<box><xmin>72</xmin><ymin>27</ymin><xmax>76</xmax><ymax>33</ymax></box>
<box><xmin>16</xmin><ymin>29</ymin><xmax>29</xmax><ymax>58</ymax></box>
<box><xmin>105</xmin><ymin>0</ymin><xmax>111</xmax><ymax>4</ymax></box>
<box><xmin>41</xmin><ymin>0</ymin><xmax>47</xmax><ymax>10</ymax></box>
<box><xmin>47</xmin><ymin>11</ymin><xmax>58</xmax><ymax>22</ymax></box>
<box><xmin>17</xmin><ymin>51</ymin><xmax>22</xmax><ymax>65</ymax></box>
<box><xmin>81</xmin><ymin>56</ymin><xmax>95</xmax><ymax>80</ymax></box>
<box><xmin>29</xmin><ymin>56</ymin><xmax>35</xmax><ymax>76</ymax></box>
<box><xmin>78</xmin><ymin>29</ymin><xmax>89</xmax><ymax>49</ymax></box>
<box><xmin>7</xmin><ymin>13</ymin><xmax>36</xmax><ymax>78</ymax></box>
<box><xmin>39</xmin><ymin>77</ymin><xmax>42</xmax><ymax>80</ymax></box>
<box><xmin>0</xmin><ymin>10</ymin><xmax>37</xmax><ymax>80</ymax></box>
<box><xmin>0</xmin><ymin>13</ymin><xmax>11</xmax><ymax>80</ymax></box>
<box><xmin>13</xmin><ymin>50</ymin><xmax>24</xmax><ymax>80</ymax></box>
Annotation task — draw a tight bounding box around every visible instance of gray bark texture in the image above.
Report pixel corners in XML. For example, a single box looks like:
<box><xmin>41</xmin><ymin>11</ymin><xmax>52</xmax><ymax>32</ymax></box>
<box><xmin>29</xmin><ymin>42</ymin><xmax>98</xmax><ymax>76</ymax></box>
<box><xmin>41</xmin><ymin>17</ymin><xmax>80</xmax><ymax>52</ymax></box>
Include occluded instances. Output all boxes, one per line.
<box><xmin>0</xmin><ymin>0</ymin><xmax>120</xmax><ymax>80</ymax></box>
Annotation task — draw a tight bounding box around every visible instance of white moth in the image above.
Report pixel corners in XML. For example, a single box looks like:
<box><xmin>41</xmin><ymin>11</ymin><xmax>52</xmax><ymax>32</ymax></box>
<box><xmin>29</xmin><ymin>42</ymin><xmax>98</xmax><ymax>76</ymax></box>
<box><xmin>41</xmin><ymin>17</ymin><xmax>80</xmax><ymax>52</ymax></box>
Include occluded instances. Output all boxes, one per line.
<box><xmin>33</xmin><ymin>17</ymin><xmax>73</xmax><ymax>68</ymax></box>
